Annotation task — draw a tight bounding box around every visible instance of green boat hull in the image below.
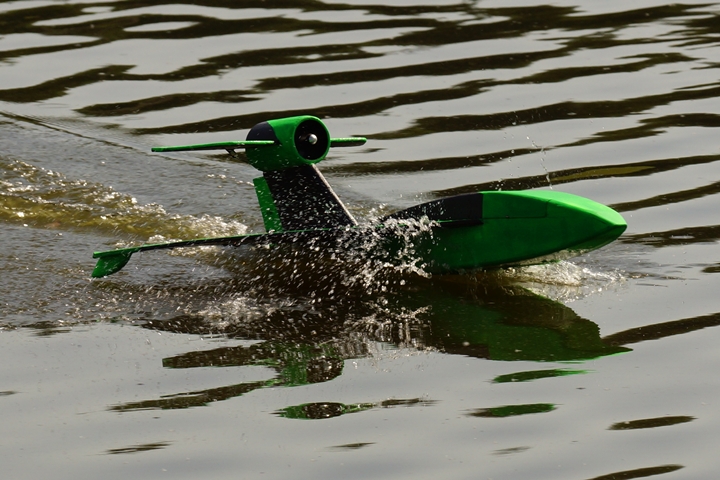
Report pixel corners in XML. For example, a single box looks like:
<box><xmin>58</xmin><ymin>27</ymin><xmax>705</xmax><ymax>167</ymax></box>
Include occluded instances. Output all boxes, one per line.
<box><xmin>404</xmin><ymin>190</ymin><xmax>627</xmax><ymax>273</ymax></box>
<box><xmin>92</xmin><ymin>190</ymin><xmax>625</xmax><ymax>278</ymax></box>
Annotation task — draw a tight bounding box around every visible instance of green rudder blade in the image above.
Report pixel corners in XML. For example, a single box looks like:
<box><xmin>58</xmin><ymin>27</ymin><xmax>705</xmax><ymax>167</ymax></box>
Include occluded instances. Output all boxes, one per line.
<box><xmin>92</xmin><ymin>249</ymin><xmax>135</xmax><ymax>278</ymax></box>
<box><xmin>253</xmin><ymin>176</ymin><xmax>283</xmax><ymax>232</ymax></box>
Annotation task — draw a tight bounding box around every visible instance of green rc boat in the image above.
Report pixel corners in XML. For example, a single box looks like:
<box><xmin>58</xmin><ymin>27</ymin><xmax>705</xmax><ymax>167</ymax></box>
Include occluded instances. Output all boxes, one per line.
<box><xmin>91</xmin><ymin>115</ymin><xmax>626</xmax><ymax>278</ymax></box>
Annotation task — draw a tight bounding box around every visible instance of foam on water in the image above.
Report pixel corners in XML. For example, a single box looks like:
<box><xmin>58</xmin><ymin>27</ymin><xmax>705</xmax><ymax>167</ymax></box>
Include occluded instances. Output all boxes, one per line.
<box><xmin>492</xmin><ymin>260</ymin><xmax>628</xmax><ymax>303</ymax></box>
<box><xmin>0</xmin><ymin>158</ymin><xmax>248</xmax><ymax>242</ymax></box>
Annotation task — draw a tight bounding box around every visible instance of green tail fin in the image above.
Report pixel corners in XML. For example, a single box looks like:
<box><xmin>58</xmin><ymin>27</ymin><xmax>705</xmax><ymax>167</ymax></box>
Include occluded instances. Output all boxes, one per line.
<box><xmin>92</xmin><ymin>249</ymin><xmax>137</xmax><ymax>278</ymax></box>
<box><xmin>253</xmin><ymin>176</ymin><xmax>283</xmax><ymax>232</ymax></box>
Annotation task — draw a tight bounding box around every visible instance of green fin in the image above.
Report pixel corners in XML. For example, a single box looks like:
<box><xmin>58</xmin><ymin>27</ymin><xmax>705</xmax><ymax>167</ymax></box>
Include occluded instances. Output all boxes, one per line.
<box><xmin>92</xmin><ymin>248</ymin><xmax>138</xmax><ymax>278</ymax></box>
<box><xmin>91</xmin><ymin>232</ymin><xmax>273</xmax><ymax>278</ymax></box>
<box><xmin>253</xmin><ymin>176</ymin><xmax>283</xmax><ymax>232</ymax></box>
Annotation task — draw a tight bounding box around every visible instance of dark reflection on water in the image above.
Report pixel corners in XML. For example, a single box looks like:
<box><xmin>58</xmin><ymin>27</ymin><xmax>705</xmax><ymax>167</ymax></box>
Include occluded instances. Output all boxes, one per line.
<box><xmin>23</xmin><ymin>321</ymin><xmax>73</xmax><ymax>337</ymax></box>
<box><xmin>493</xmin><ymin>446</ymin><xmax>531</xmax><ymax>456</ymax></box>
<box><xmin>584</xmin><ymin>464</ymin><xmax>684</xmax><ymax>480</ymax></box>
<box><xmin>369</xmin><ymin>80</ymin><xmax>720</xmax><ymax>143</ymax></box>
<box><xmin>432</xmin><ymin>153</ymin><xmax>720</xmax><ymax>197</ymax></box>
<box><xmin>109</xmin><ymin>377</ymin><xmax>269</xmax><ymax>411</ymax></box>
<box><xmin>467</xmin><ymin>403</ymin><xmax>556</xmax><ymax>418</ymax></box>
<box><xmin>327</xmin><ymin>442</ymin><xmax>375</xmax><ymax>451</ymax></box>
<box><xmin>603</xmin><ymin>311</ymin><xmax>720</xmax><ymax>346</ymax></box>
<box><xmin>611</xmin><ymin>177</ymin><xmax>720</xmax><ymax>213</ymax></box>
<box><xmin>105</xmin><ymin>441</ymin><xmax>172</xmax><ymax>455</ymax></box>
<box><xmin>609</xmin><ymin>416</ymin><xmax>694</xmax><ymax>431</ymax></box>
<box><xmin>3</xmin><ymin>1</ymin><xmax>717</xmax><ymax>142</ymax></box>
<box><xmin>276</xmin><ymin>397</ymin><xmax>437</xmax><ymax>420</ymax></box>
<box><xmin>492</xmin><ymin>368</ymin><xmax>586</xmax><ymax>384</ymax></box>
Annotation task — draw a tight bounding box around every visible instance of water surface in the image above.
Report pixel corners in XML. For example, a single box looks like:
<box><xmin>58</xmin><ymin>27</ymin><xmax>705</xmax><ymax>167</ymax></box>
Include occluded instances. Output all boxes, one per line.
<box><xmin>2</xmin><ymin>1</ymin><xmax>720</xmax><ymax>479</ymax></box>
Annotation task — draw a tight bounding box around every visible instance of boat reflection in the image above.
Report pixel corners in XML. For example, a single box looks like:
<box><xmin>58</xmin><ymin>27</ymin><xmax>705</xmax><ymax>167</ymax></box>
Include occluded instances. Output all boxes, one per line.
<box><xmin>109</xmin><ymin>274</ymin><xmax>628</xmax><ymax>413</ymax></box>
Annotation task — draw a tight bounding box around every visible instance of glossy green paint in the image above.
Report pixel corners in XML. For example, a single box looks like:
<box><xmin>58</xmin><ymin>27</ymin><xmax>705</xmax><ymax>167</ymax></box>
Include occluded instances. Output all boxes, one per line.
<box><xmin>245</xmin><ymin>116</ymin><xmax>330</xmax><ymax>172</ymax></box>
<box><xmin>408</xmin><ymin>190</ymin><xmax>627</xmax><ymax>273</ymax></box>
<box><xmin>92</xmin><ymin>249</ymin><xmax>133</xmax><ymax>278</ymax></box>
<box><xmin>150</xmin><ymin>140</ymin><xmax>274</xmax><ymax>153</ymax></box>
<box><xmin>252</xmin><ymin>176</ymin><xmax>282</xmax><ymax>232</ymax></box>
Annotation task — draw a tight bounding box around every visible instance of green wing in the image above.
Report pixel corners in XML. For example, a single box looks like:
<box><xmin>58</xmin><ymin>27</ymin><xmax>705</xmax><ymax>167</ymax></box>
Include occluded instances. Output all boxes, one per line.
<box><xmin>151</xmin><ymin>138</ymin><xmax>366</xmax><ymax>153</ymax></box>
<box><xmin>151</xmin><ymin>140</ymin><xmax>275</xmax><ymax>152</ymax></box>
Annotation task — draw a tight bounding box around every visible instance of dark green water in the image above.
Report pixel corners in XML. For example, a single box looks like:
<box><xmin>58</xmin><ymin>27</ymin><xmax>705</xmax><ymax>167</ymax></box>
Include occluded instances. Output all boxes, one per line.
<box><xmin>2</xmin><ymin>1</ymin><xmax>720</xmax><ymax>479</ymax></box>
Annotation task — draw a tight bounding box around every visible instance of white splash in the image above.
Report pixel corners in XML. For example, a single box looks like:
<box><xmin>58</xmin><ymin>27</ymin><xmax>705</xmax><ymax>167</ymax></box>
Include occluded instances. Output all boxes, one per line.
<box><xmin>499</xmin><ymin>260</ymin><xmax>627</xmax><ymax>302</ymax></box>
